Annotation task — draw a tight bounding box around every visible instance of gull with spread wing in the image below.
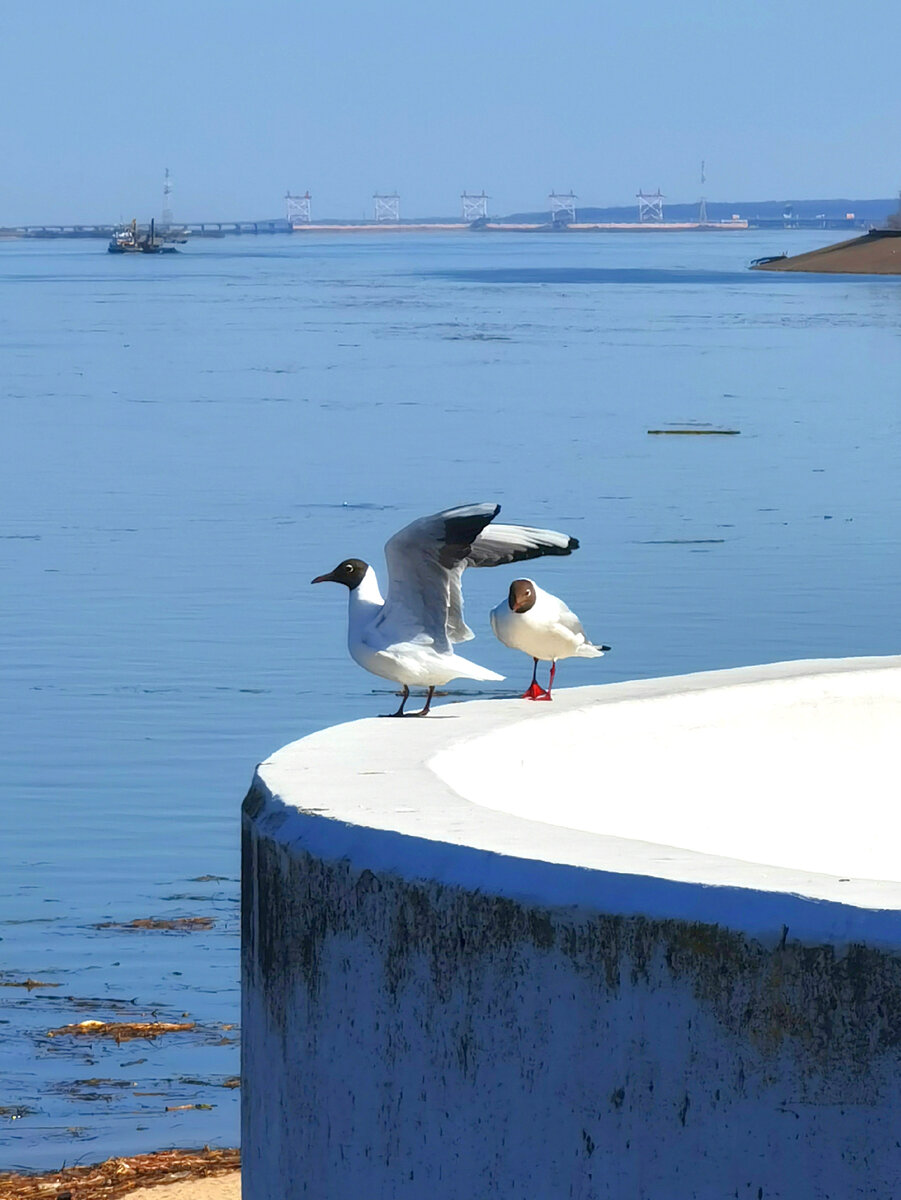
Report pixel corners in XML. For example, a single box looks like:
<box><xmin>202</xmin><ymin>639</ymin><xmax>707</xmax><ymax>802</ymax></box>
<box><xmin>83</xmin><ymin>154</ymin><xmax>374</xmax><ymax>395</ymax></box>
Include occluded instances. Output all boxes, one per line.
<box><xmin>312</xmin><ymin>502</ymin><xmax>579</xmax><ymax>716</ymax></box>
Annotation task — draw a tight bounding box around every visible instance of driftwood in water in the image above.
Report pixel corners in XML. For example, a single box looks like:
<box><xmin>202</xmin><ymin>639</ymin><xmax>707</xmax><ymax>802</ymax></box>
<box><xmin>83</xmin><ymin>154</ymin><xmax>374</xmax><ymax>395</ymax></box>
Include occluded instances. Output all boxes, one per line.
<box><xmin>94</xmin><ymin>917</ymin><xmax>215</xmax><ymax>932</ymax></box>
<box><xmin>46</xmin><ymin>1019</ymin><xmax>196</xmax><ymax>1042</ymax></box>
<box><xmin>647</xmin><ymin>428</ymin><xmax>740</xmax><ymax>435</ymax></box>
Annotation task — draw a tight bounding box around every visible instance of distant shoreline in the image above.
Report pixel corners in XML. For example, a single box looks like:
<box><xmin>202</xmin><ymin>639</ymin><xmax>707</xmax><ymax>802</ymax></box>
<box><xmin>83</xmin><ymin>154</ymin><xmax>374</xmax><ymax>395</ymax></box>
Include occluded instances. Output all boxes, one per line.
<box><xmin>287</xmin><ymin>219</ymin><xmax>750</xmax><ymax>233</ymax></box>
<box><xmin>3</xmin><ymin>196</ymin><xmax>896</xmax><ymax>239</ymax></box>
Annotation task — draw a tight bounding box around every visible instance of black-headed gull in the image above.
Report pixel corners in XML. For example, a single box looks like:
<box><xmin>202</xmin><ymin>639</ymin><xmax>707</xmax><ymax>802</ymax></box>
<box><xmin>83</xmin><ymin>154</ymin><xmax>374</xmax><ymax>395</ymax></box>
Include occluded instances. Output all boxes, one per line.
<box><xmin>490</xmin><ymin>578</ymin><xmax>610</xmax><ymax>701</ymax></box>
<box><xmin>312</xmin><ymin>503</ymin><xmax>579</xmax><ymax>716</ymax></box>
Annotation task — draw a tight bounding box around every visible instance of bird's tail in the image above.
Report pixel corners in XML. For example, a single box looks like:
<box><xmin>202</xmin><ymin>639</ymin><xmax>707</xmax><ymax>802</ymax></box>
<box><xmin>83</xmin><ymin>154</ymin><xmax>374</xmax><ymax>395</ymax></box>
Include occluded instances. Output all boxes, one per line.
<box><xmin>452</xmin><ymin>655</ymin><xmax>505</xmax><ymax>682</ymax></box>
<box><xmin>575</xmin><ymin>643</ymin><xmax>611</xmax><ymax>658</ymax></box>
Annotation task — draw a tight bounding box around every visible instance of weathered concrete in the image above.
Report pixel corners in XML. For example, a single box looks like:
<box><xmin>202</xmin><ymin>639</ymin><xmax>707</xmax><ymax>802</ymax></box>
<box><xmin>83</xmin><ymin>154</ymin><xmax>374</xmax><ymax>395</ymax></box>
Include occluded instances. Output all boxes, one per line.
<box><xmin>242</xmin><ymin>657</ymin><xmax>901</xmax><ymax>1199</ymax></box>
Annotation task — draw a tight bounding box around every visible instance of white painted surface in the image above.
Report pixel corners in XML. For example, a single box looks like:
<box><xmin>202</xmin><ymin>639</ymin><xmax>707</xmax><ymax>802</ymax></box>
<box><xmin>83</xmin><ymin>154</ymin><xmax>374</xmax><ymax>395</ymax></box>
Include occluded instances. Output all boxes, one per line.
<box><xmin>430</xmin><ymin>664</ymin><xmax>901</xmax><ymax>882</ymax></box>
<box><xmin>242</xmin><ymin>658</ymin><xmax>901</xmax><ymax>1200</ymax></box>
<box><xmin>256</xmin><ymin>657</ymin><xmax>901</xmax><ymax>917</ymax></box>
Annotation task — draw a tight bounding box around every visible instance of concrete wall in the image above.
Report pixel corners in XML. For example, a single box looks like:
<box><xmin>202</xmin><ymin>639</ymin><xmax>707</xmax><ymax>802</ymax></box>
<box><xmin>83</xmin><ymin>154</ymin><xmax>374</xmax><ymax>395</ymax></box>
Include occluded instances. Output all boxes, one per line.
<box><xmin>242</xmin><ymin>658</ymin><xmax>901</xmax><ymax>1199</ymax></box>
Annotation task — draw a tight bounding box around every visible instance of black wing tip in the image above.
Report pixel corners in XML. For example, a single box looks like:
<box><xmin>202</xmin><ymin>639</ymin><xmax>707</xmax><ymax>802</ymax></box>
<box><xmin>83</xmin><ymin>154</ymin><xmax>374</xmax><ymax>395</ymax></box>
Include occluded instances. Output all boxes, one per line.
<box><xmin>507</xmin><ymin>537</ymin><xmax>578</xmax><ymax>563</ymax></box>
<box><xmin>535</xmin><ymin>535</ymin><xmax>579</xmax><ymax>558</ymax></box>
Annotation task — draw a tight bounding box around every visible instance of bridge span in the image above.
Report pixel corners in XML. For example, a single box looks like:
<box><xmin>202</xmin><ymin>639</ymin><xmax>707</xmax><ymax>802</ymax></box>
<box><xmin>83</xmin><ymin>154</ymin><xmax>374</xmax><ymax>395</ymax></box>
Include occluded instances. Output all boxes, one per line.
<box><xmin>1</xmin><ymin>220</ymin><xmax>290</xmax><ymax>239</ymax></box>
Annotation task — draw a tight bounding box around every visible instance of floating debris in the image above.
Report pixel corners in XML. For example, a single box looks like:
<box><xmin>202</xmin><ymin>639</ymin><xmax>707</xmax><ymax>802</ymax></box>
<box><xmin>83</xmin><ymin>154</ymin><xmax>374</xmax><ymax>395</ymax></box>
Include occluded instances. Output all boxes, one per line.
<box><xmin>161</xmin><ymin>893</ymin><xmax>227</xmax><ymax>902</ymax></box>
<box><xmin>0</xmin><ymin>1146</ymin><xmax>239</xmax><ymax>1200</ymax></box>
<box><xmin>443</xmin><ymin>331</ymin><xmax>512</xmax><ymax>341</ymax></box>
<box><xmin>50</xmin><ymin>1078</ymin><xmax>138</xmax><ymax>1101</ymax></box>
<box><xmin>94</xmin><ymin>916</ymin><xmax>215</xmax><ymax>932</ymax></box>
<box><xmin>40</xmin><ymin>992</ymin><xmax>138</xmax><ymax>1012</ymax></box>
<box><xmin>0</xmin><ymin>1104</ymin><xmax>34</xmax><ymax>1120</ymax></box>
<box><xmin>47</xmin><ymin>1020</ymin><xmax>195</xmax><ymax>1042</ymax></box>
<box><xmin>647</xmin><ymin>428</ymin><xmax>740</xmax><ymax>436</ymax></box>
<box><xmin>0</xmin><ymin>977</ymin><xmax>60</xmax><ymax>989</ymax></box>
<box><xmin>179</xmin><ymin>1075</ymin><xmax>240</xmax><ymax>1089</ymax></box>
<box><xmin>165</xmin><ymin>1102</ymin><xmax>215</xmax><ymax>1111</ymax></box>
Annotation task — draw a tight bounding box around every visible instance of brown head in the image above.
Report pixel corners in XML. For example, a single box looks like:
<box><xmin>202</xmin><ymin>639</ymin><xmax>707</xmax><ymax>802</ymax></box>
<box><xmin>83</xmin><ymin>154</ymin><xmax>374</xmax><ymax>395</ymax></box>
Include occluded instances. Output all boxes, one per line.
<box><xmin>508</xmin><ymin>578</ymin><xmax>537</xmax><ymax>613</ymax></box>
<box><xmin>311</xmin><ymin>558</ymin><xmax>369</xmax><ymax>590</ymax></box>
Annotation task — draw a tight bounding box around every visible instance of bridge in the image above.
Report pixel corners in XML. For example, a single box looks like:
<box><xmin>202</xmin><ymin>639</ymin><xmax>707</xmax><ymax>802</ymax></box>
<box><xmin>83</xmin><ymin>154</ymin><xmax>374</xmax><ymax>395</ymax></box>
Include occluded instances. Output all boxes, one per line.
<box><xmin>1</xmin><ymin>220</ymin><xmax>291</xmax><ymax>239</ymax></box>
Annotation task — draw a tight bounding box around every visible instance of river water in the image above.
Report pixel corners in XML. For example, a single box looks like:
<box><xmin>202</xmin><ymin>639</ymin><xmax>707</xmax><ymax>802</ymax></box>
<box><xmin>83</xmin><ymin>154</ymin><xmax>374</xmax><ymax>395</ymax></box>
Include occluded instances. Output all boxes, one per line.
<box><xmin>2</xmin><ymin>230</ymin><xmax>900</xmax><ymax>1169</ymax></box>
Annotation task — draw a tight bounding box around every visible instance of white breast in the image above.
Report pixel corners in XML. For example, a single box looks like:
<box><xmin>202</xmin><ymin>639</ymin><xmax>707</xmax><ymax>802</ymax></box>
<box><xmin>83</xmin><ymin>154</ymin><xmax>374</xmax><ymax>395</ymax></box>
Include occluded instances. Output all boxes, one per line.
<box><xmin>491</xmin><ymin>586</ymin><xmax>590</xmax><ymax>662</ymax></box>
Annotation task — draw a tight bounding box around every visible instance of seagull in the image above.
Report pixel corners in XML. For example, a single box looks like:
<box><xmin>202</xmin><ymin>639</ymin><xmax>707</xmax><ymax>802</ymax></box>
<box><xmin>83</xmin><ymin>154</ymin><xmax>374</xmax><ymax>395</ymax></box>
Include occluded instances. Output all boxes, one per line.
<box><xmin>490</xmin><ymin>578</ymin><xmax>610</xmax><ymax>701</ymax></box>
<box><xmin>312</xmin><ymin>503</ymin><xmax>579</xmax><ymax>716</ymax></box>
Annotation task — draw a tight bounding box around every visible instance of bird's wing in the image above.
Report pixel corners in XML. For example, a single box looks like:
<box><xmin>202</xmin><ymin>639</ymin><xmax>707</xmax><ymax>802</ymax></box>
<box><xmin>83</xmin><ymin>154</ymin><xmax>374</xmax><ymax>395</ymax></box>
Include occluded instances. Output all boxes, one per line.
<box><xmin>448</xmin><ymin>523</ymin><xmax>580</xmax><ymax>642</ymax></box>
<box><xmin>374</xmin><ymin>504</ymin><xmax>580</xmax><ymax>651</ymax></box>
<box><xmin>374</xmin><ymin>503</ymin><xmax>502</xmax><ymax>652</ymax></box>
<box><xmin>466</xmin><ymin>522</ymin><xmax>579</xmax><ymax>567</ymax></box>
<box><xmin>554</xmin><ymin>604</ymin><xmax>590</xmax><ymax>641</ymax></box>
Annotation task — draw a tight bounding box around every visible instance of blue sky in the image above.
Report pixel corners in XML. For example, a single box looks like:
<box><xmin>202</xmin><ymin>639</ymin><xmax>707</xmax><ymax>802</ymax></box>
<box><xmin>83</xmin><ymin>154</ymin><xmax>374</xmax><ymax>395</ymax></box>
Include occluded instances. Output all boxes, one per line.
<box><xmin>3</xmin><ymin>0</ymin><xmax>900</xmax><ymax>223</ymax></box>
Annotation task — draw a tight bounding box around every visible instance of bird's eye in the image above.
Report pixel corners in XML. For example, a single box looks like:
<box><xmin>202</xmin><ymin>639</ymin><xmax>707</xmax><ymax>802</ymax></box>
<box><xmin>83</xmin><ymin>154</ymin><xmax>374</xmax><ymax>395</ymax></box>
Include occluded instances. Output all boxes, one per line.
<box><xmin>344</xmin><ymin>563</ymin><xmax>354</xmax><ymax>572</ymax></box>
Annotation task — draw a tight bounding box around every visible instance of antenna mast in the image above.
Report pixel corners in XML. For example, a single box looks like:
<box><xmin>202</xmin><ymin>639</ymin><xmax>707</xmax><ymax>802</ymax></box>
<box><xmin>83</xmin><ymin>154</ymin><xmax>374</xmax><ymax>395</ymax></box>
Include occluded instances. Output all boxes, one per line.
<box><xmin>698</xmin><ymin>161</ymin><xmax>708</xmax><ymax>224</ymax></box>
<box><xmin>161</xmin><ymin>168</ymin><xmax>173</xmax><ymax>228</ymax></box>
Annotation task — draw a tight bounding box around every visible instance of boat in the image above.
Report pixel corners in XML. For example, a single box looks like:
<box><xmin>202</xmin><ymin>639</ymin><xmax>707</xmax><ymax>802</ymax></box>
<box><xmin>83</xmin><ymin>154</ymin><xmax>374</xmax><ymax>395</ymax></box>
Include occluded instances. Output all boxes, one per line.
<box><xmin>108</xmin><ymin>218</ymin><xmax>187</xmax><ymax>254</ymax></box>
<box><xmin>108</xmin><ymin>220</ymin><xmax>141</xmax><ymax>253</ymax></box>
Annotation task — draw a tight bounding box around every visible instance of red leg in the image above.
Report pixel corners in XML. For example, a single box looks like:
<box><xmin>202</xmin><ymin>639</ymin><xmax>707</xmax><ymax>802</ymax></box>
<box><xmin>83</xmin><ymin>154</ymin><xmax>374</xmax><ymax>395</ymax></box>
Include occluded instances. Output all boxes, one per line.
<box><xmin>533</xmin><ymin>661</ymin><xmax>556</xmax><ymax>701</ymax></box>
<box><xmin>413</xmin><ymin>686</ymin><xmax>435</xmax><ymax>716</ymax></box>
<box><xmin>522</xmin><ymin>658</ymin><xmax>549</xmax><ymax>700</ymax></box>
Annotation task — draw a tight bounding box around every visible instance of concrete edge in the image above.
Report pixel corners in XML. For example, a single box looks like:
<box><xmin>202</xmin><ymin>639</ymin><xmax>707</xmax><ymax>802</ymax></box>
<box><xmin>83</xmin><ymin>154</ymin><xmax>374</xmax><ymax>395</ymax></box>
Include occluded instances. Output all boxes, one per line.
<box><xmin>247</xmin><ymin>657</ymin><xmax>901</xmax><ymax>948</ymax></box>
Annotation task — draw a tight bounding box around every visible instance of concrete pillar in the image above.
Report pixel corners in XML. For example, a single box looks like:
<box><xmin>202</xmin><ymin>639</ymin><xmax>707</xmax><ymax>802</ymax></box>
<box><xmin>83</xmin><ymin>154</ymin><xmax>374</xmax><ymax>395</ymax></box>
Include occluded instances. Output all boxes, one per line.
<box><xmin>243</xmin><ymin>659</ymin><xmax>901</xmax><ymax>1199</ymax></box>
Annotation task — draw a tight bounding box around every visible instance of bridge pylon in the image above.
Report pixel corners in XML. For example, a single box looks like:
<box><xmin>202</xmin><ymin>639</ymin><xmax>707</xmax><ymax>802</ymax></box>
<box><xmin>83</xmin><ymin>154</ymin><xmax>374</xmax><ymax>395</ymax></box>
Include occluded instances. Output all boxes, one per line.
<box><xmin>637</xmin><ymin>189</ymin><xmax>665</xmax><ymax>223</ymax></box>
<box><xmin>549</xmin><ymin>191</ymin><xmax>577</xmax><ymax>225</ymax></box>
<box><xmin>286</xmin><ymin>191</ymin><xmax>312</xmax><ymax>226</ymax></box>
<box><xmin>373</xmin><ymin>193</ymin><xmax>400</xmax><ymax>222</ymax></box>
<box><xmin>462</xmin><ymin>191</ymin><xmax>489</xmax><ymax>222</ymax></box>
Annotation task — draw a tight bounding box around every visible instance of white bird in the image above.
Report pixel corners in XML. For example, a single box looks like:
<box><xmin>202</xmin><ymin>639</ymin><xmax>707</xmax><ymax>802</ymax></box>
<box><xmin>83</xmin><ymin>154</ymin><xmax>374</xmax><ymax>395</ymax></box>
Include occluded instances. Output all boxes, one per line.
<box><xmin>490</xmin><ymin>578</ymin><xmax>610</xmax><ymax>701</ymax></box>
<box><xmin>312</xmin><ymin>503</ymin><xmax>579</xmax><ymax>716</ymax></box>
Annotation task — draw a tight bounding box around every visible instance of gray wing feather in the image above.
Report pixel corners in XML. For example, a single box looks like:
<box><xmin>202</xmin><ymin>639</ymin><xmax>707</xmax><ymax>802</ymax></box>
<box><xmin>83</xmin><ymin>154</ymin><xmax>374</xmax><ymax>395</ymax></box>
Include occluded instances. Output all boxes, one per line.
<box><xmin>375</xmin><ymin>503</ymin><xmax>500</xmax><ymax>652</ymax></box>
<box><xmin>373</xmin><ymin>503</ymin><xmax>579</xmax><ymax>651</ymax></box>
<box><xmin>556</xmin><ymin>606</ymin><xmax>589</xmax><ymax>640</ymax></box>
<box><xmin>466</xmin><ymin>523</ymin><xmax>578</xmax><ymax>567</ymax></box>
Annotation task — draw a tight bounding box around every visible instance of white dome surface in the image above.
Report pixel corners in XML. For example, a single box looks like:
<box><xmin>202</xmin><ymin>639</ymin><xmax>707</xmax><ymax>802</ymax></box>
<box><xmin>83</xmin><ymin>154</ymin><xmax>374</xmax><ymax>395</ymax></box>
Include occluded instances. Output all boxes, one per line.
<box><xmin>430</xmin><ymin>664</ymin><xmax>901</xmax><ymax>884</ymax></box>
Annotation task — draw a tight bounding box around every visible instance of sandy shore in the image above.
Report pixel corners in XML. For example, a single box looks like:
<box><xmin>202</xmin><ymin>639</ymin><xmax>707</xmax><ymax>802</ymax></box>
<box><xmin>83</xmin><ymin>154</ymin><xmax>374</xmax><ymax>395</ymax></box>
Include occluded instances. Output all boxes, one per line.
<box><xmin>0</xmin><ymin>1148</ymin><xmax>240</xmax><ymax>1199</ymax></box>
<box><xmin>129</xmin><ymin>1173</ymin><xmax>240</xmax><ymax>1198</ymax></box>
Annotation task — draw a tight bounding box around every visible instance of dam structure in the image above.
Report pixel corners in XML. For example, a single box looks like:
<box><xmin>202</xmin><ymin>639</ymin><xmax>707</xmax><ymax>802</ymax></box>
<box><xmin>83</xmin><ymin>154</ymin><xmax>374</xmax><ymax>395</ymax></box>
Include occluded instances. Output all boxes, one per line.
<box><xmin>242</xmin><ymin>656</ymin><xmax>901</xmax><ymax>1199</ymax></box>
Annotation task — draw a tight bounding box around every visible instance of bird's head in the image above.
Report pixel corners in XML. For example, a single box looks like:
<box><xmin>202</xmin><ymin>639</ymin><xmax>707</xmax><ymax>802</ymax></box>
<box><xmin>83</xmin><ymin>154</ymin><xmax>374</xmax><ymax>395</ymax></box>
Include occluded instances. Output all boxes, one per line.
<box><xmin>311</xmin><ymin>558</ymin><xmax>369</xmax><ymax>590</ymax></box>
<box><xmin>508</xmin><ymin>578</ymin><xmax>537</xmax><ymax>613</ymax></box>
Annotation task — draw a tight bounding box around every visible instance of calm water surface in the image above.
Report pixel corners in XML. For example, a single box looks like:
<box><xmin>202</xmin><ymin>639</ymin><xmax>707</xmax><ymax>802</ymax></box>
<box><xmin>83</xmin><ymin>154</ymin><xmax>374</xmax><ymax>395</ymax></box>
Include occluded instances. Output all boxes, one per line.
<box><xmin>2</xmin><ymin>231</ymin><xmax>900</xmax><ymax>1168</ymax></box>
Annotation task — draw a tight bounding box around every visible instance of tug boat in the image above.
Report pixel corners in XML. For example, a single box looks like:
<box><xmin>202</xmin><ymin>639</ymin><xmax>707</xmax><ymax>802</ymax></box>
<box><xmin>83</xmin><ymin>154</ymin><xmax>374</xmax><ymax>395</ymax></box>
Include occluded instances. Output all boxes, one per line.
<box><xmin>108</xmin><ymin>218</ymin><xmax>185</xmax><ymax>254</ymax></box>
